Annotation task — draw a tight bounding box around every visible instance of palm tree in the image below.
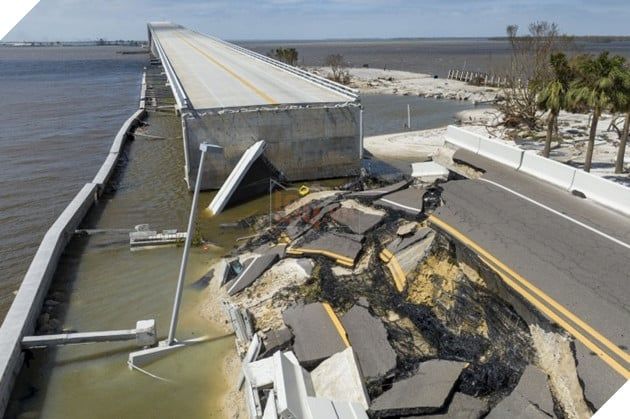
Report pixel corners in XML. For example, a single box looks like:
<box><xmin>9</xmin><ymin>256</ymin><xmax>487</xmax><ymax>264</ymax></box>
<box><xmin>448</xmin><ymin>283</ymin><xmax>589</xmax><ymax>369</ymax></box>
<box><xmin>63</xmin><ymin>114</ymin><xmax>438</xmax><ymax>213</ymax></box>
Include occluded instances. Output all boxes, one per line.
<box><xmin>611</xmin><ymin>66</ymin><xmax>630</xmax><ymax>174</ymax></box>
<box><xmin>567</xmin><ymin>52</ymin><xmax>626</xmax><ymax>172</ymax></box>
<box><xmin>536</xmin><ymin>53</ymin><xmax>572</xmax><ymax>157</ymax></box>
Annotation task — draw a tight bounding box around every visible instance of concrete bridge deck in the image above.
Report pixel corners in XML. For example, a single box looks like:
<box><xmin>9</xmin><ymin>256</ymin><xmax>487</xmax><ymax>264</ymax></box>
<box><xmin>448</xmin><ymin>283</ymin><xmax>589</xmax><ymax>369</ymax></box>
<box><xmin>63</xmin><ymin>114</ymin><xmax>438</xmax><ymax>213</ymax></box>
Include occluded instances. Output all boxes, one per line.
<box><xmin>151</xmin><ymin>24</ymin><xmax>354</xmax><ymax>110</ymax></box>
<box><xmin>148</xmin><ymin>22</ymin><xmax>362</xmax><ymax>191</ymax></box>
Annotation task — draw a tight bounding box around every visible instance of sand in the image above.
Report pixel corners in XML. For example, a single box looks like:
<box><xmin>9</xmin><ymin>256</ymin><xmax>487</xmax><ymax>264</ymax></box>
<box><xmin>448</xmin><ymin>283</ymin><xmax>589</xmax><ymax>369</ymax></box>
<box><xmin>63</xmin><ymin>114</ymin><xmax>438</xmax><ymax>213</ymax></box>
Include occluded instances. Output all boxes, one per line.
<box><xmin>310</xmin><ymin>66</ymin><xmax>500</xmax><ymax>103</ymax></box>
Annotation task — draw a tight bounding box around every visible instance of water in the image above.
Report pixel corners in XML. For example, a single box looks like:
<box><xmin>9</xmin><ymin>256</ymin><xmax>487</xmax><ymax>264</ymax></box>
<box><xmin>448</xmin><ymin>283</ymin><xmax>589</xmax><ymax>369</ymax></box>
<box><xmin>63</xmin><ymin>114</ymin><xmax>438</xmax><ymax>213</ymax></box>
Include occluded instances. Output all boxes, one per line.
<box><xmin>360</xmin><ymin>93</ymin><xmax>475</xmax><ymax>136</ymax></box>
<box><xmin>0</xmin><ymin>46</ymin><xmax>146</xmax><ymax>318</ymax></box>
<box><xmin>240</xmin><ymin>38</ymin><xmax>630</xmax><ymax>76</ymax></box>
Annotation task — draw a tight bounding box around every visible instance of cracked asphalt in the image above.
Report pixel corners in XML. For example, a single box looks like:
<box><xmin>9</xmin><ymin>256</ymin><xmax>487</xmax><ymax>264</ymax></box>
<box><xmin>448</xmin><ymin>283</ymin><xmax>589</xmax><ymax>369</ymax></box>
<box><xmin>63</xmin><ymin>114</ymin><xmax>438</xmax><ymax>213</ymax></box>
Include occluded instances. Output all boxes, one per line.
<box><xmin>433</xmin><ymin>156</ymin><xmax>630</xmax><ymax>409</ymax></box>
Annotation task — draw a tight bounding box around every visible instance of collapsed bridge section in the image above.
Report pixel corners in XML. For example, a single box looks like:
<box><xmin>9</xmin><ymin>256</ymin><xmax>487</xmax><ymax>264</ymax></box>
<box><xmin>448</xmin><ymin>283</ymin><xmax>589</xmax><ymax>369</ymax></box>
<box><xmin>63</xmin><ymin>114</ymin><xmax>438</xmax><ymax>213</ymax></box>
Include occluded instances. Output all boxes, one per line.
<box><xmin>148</xmin><ymin>22</ymin><xmax>362</xmax><ymax>190</ymax></box>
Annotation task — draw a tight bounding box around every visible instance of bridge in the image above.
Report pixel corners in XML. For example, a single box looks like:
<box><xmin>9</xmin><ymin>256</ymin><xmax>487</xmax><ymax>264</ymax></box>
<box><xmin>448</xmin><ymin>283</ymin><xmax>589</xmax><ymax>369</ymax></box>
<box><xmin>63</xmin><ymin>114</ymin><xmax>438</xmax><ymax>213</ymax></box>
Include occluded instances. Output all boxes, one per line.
<box><xmin>147</xmin><ymin>22</ymin><xmax>362</xmax><ymax>190</ymax></box>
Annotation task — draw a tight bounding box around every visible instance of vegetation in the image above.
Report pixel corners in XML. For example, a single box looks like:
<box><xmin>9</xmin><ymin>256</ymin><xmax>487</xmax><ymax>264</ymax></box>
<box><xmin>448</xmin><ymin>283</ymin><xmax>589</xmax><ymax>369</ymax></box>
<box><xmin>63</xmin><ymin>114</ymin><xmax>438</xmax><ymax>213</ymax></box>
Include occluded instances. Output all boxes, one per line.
<box><xmin>325</xmin><ymin>54</ymin><xmax>351</xmax><ymax>85</ymax></box>
<box><xmin>268</xmin><ymin>48</ymin><xmax>299</xmax><ymax>66</ymax></box>
<box><xmin>536</xmin><ymin>53</ymin><xmax>573</xmax><ymax>157</ymax></box>
<box><xmin>498</xmin><ymin>21</ymin><xmax>630</xmax><ymax>173</ymax></box>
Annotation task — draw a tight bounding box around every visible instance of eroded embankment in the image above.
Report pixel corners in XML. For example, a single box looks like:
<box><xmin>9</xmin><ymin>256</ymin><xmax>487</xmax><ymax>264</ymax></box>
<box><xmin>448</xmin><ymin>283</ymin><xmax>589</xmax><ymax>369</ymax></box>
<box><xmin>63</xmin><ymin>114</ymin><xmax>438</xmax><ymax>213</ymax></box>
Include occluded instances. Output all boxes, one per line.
<box><xmin>199</xmin><ymin>173</ymin><xmax>592</xmax><ymax>418</ymax></box>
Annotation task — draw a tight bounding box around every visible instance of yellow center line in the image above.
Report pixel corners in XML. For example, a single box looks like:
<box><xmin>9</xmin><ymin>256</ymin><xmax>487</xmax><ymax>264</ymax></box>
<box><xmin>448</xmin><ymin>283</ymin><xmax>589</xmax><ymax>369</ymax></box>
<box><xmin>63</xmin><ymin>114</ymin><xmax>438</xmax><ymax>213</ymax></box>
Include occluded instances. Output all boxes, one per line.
<box><xmin>174</xmin><ymin>32</ymin><xmax>278</xmax><ymax>105</ymax></box>
<box><xmin>322</xmin><ymin>302</ymin><xmax>351</xmax><ymax>347</ymax></box>
<box><xmin>428</xmin><ymin>214</ymin><xmax>630</xmax><ymax>378</ymax></box>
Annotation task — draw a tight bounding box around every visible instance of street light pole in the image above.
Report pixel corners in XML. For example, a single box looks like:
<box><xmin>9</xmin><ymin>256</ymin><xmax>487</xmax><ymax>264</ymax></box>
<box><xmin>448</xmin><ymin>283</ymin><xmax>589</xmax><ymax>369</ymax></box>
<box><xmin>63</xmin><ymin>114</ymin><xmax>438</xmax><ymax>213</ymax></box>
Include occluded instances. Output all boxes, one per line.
<box><xmin>167</xmin><ymin>142</ymin><xmax>222</xmax><ymax>345</ymax></box>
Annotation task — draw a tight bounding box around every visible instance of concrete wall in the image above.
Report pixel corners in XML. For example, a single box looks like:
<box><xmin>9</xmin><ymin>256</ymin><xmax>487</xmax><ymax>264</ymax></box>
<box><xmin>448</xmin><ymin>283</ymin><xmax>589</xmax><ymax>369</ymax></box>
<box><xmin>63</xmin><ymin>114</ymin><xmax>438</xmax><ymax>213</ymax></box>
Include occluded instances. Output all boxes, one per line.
<box><xmin>183</xmin><ymin>104</ymin><xmax>361</xmax><ymax>190</ymax></box>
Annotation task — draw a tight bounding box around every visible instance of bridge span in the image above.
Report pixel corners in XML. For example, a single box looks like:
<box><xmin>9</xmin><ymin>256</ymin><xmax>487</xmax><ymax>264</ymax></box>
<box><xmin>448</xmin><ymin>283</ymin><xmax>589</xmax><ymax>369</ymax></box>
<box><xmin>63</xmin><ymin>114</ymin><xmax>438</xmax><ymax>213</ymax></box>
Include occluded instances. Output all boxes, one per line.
<box><xmin>148</xmin><ymin>22</ymin><xmax>362</xmax><ymax>190</ymax></box>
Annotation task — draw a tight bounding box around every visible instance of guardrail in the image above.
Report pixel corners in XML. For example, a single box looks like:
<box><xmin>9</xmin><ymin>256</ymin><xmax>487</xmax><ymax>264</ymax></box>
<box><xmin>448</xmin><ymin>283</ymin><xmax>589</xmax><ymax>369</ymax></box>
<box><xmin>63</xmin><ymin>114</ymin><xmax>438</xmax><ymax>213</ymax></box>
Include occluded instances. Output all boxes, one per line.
<box><xmin>193</xmin><ymin>30</ymin><xmax>360</xmax><ymax>102</ymax></box>
<box><xmin>148</xmin><ymin>26</ymin><xmax>189</xmax><ymax>112</ymax></box>
<box><xmin>445</xmin><ymin>125</ymin><xmax>630</xmax><ymax>217</ymax></box>
<box><xmin>0</xmin><ymin>84</ymin><xmax>147</xmax><ymax>416</ymax></box>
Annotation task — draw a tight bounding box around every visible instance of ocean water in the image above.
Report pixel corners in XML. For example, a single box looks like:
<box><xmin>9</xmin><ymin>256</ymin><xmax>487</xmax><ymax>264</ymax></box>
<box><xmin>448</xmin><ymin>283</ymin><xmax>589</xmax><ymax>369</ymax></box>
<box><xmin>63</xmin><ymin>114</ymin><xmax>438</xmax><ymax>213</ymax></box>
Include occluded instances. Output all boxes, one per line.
<box><xmin>0</xmin><ymin>46</ymin><xmax>146</xmax><ymax>319</ymax></box>
<box><xmin>240</xmin><ymin>38</ymin><xmax>630</xmax><ymax>76</ymax></box>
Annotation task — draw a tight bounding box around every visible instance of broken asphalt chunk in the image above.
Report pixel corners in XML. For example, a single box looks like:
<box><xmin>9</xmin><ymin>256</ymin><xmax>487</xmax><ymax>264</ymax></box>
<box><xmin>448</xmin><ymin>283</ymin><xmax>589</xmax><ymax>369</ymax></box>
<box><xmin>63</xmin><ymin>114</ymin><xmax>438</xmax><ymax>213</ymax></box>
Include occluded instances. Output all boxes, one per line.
<box><xmin>369</xmin><ymin>359</ymin><xmax>467</xmax><ymax>418</ymax></box>
<box><xmin>406</xmin><ymin>392</ymin><xmax>488</xmax><ymax>419</ymax></box>
<box><xmin>282</xmin><ymin>303</ymin><xmax>349</xmax><ymax>368</ymax></box>
<box><xmin>288</xmin><ymin>231</ymin><xmax>363</xmax><ymax>267</ymax></box>
<box><xmin>375</xmin><ymin>187</ymin><xmax>426</xmax><ymax>216</ymax></box>
<box><xmin>341</xmin><ymin>305</ymin><xmax>396</xmax><ymax>381</ymax></box>
<box><xmin>348</xmin><ymin>179</ymin><xmax>412</xmax><ymax>199</ymax></box>
<box><xmin>487</xmin><ymin>365</ymin><xmax>556</xmax><ymax>419</ymax></box>
<box><xmin>330</xmin><ymin>206</ymin><xmax>385</xmax><ymax>234</ymax></box>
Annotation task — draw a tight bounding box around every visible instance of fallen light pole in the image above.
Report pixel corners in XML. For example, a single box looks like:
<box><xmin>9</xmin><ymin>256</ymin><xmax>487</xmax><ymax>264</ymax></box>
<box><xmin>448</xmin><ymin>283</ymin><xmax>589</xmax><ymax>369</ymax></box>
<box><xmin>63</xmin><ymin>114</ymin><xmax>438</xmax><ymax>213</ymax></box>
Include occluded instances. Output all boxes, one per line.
<box><xmin>22</xmin><ymin>320</ymin><xmax>157</xmax><ymax>349</ymax></box>
<box><xmin>129</xmin><ymin>142</ymin><xmax>224</xmax><ymax>367</ymax></box>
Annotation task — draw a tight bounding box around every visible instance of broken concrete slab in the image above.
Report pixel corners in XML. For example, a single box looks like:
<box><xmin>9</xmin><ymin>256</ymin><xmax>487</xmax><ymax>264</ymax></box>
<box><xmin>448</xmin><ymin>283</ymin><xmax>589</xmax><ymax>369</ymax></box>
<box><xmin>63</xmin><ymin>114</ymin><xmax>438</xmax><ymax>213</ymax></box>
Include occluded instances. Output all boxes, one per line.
<box><xmin>375</xmin><ymin>187</ymin><xmax>426</xmax><ymax>216</ymax></box>
<box><xmin>282</xmin><ymin>303</ymin><xmax>349</xmax><ymax>368</ymax></box>
<box><xmin>330</xmin><ymin>207</ymin><xmax>385</xmax><ymax>234</ymax></box>
<box><xmin>369</xmin><ymin>359</ymin><xmax>467</xmax><ymax>417</ymax></box>
<box><xmin>486</xmin><ymin>364</ymin><xmax>556</xmax><ymax>419</ymax></box>
<box><xmin>411</xmin><ymin>161</ymin><xmax>449</xmax><ymax>181</ymax></box>
<box><xmin>311</xmin><ymin>347</ymin><xmax>370</xmax><ymax>409</ymax></box>
<box><xmin>252</xmin><ymin>242</ymin><xmax>287</xmax><ymax>259</ymax></box>
<box><xmin>274</xmin><ymin>350</ymin><xmax>316</xmax><ymax>419</ymax></box>
<box><xmin>407</xmin><ymin>392</ymin><xmax>488</xmax><ymax>419</ymax></box>
<box><xmin>348</xmin><ymin>179</ymin><xmax>412</xmax><ymax>199</ymax></box>
<box><xmin>226</xmin><ymin>252</ymin><xmax>279</xmax><ymax>296</ymax></box>
<box><xmin>288</xmin><ymin>231</ymin><xmax>363</xmax><ymax>267</ymax></box>
<box><xmin>306</xmin><ymin>397</ymin><xmax>369</xmax><ymax>419</ymax></box>
<box><xmin>341</xmin><ymin>306</ymin><xmax>396</xmax><ymax>381</ymax></box>
<box><xmin>208</xmin><ymin>140</ymin><xmax>266</xmax><ymax>215</ymax></box>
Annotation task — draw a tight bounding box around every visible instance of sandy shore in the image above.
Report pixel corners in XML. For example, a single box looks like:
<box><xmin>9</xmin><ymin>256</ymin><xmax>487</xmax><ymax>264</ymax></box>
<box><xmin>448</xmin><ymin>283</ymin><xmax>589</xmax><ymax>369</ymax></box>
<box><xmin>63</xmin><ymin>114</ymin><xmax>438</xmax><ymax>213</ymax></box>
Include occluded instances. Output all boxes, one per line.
<box><xmin>310</xmin><ymin>66</ymin><xmax>500</xmax><ymax>103</ymax></box>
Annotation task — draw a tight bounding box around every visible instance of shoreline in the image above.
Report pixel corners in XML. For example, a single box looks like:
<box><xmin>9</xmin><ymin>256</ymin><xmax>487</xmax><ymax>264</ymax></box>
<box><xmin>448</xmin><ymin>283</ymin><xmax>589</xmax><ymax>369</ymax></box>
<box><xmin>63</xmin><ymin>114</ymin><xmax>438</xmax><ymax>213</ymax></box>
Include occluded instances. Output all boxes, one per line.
<box><xmin>310</xmin><ymin>66</ymin><xmax>501</xmax><ymax>103</ymax></box>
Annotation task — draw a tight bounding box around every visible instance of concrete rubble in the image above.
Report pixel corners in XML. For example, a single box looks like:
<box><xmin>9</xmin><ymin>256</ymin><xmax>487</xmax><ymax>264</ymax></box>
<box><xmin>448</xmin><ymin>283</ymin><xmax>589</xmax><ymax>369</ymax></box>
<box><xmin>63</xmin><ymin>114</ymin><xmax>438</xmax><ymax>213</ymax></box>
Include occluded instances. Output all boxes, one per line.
<box><xmin>369</xmin><ymin>360</ymin><xmax>467</xmax><ymax>417</ymax></box>
<box><xmin>311</xmin><ymin>347</ymin><xmax>370</xmax><ymax>409</ymax></box>
<box><xmin>199</xmin><ymin>173</ymin><xmax>588</xmax><ymax>419</ymax></box>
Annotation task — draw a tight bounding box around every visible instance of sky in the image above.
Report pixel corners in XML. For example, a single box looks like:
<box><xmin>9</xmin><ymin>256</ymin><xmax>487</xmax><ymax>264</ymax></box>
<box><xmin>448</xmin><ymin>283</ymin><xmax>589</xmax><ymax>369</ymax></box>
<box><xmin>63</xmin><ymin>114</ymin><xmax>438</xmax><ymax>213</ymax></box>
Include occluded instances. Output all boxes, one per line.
<box><xmin>4</xmin><ymin>0</ymin><xmax>630</xmax><ymax>42</ymax></box>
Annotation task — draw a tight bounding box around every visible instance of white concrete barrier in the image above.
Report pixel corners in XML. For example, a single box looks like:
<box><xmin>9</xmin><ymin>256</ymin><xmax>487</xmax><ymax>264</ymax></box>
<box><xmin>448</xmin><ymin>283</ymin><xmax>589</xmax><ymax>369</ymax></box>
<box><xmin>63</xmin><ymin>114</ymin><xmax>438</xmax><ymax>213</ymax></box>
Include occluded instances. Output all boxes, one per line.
<box><xmin>92</xmin><ymin>153</ymin><xmax>119</xmax><ymax>189</ymax></box>
<box><xmin>477</xmin><ymin>136</ymin><xmax>524</xmax><ymax>169</ymax></box>
<box><xmin>109</xmin><ymin>109</ymin><xmax>145</xmax><ymax>155</ymax></box>
<box><xmin>445</xmin><ymin>125</ymin><xmax>482</xmax><ymax>153</ymax></box>
<box><xmin>518</xmin><ymin>151</ymin><xmax>577</xmax><ymax>190</ymax></box>
<box><xmin>0</xmin><ymin>183</ymin><xmax>98</xmax><ymax>415</ymax></box>
<box><xmin>570</xmin><ymin>171</ymin><xmax>630</xmax><ymax>216</ymax></box>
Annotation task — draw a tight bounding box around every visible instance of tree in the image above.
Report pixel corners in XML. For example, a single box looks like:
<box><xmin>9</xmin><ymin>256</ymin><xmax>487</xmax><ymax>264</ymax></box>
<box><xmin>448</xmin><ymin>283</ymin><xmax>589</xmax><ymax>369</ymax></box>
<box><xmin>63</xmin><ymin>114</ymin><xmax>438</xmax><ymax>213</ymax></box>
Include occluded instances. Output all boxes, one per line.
<box><xmin>325</xmin><ymin>54</ymin><xmax>351</xmax><ymax>85</ymax></box>
<box><xmin>536</xmin><ymin>53</ymin><xmax>573</xmax><ymax>157</ymax></box>
<box><xmin>498</xmin><ymin>22</ymin><xmax>573</xmax><ymax>130</ymax></box>
<box><xmin>268</xmin><ymin>48</ymin><xmax>298</xmax><ymax>66</ymax></box>
<box><xmin>611</xmin><ymin>66</ymin><xmax>630</xmax><ymax>173</ymax></box>
<box><xmin>567</xmin><ymin>52</ymin><xmax>626</xmax><ymax>172</ymax></box>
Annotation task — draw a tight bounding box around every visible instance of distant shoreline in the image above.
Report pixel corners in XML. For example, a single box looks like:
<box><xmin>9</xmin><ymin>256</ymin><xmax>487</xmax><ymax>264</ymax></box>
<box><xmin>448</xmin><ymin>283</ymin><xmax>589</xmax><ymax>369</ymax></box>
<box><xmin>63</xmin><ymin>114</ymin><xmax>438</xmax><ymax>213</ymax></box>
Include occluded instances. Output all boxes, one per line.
<box><xmin>0</xmin><ymin>41</ymin><xmax>146</xmax><ymax>48</ymax></box>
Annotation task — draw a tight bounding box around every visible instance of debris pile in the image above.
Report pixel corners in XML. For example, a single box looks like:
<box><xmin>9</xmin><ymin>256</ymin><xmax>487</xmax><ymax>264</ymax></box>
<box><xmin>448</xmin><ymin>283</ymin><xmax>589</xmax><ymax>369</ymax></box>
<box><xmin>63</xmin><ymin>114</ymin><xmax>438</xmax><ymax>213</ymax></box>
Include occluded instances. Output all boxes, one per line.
<box><xmin>198</xmin><ymin>171</ymin><xmax>582</xmax><ymax>418</ymax></box>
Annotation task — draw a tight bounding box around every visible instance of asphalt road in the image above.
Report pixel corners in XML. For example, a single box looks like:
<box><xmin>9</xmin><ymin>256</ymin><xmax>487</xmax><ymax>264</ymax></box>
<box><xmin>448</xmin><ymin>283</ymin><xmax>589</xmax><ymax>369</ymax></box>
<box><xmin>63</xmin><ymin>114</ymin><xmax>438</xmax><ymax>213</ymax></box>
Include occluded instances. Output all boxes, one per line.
<box><xmin>433</xmin><ymin>153</ymin><xmax>630</xmax><ymax>409</ymax></box>
<box><xmin>152</xmin><ymin>26</ymin><xmax>352</xmax><ymax>110</ymax></box>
